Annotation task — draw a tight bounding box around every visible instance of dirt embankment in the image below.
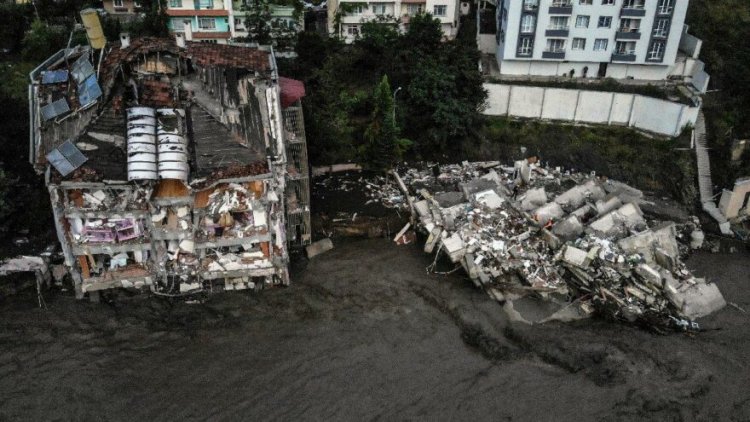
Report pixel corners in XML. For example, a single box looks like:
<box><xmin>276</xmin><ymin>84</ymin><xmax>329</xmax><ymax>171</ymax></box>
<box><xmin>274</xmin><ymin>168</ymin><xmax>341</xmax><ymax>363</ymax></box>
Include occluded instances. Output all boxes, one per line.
<box><xmin>0</xmin><ymin>238</ymin><xmax>747</xmax><ymax>421</ymax></box>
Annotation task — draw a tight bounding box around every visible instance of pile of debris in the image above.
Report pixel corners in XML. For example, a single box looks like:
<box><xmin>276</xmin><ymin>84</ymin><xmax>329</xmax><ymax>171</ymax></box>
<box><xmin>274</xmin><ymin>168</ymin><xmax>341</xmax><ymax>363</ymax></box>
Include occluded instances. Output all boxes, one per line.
<box><xmin>386</xmin><ymin>161</ymin><xmax>726</xmax><ymax>331</ymax></box>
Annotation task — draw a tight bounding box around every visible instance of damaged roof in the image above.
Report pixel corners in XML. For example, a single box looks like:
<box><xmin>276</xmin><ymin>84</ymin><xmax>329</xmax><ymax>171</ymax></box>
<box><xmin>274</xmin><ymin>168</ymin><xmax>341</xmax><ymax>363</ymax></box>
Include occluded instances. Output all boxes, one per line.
<box><xmin>32</xmin><ymin>37</ymin><xmax>279</xmax><ymax>183</ymax></box>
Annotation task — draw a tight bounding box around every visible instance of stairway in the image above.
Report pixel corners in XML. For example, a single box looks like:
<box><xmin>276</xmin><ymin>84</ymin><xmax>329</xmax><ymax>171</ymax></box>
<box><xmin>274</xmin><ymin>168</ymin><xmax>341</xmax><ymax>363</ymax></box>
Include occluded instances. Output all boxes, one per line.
<box><xmin>693</xmin><ymin>111</ymin><xmax>732</xmax><ymax>234</ymax></box>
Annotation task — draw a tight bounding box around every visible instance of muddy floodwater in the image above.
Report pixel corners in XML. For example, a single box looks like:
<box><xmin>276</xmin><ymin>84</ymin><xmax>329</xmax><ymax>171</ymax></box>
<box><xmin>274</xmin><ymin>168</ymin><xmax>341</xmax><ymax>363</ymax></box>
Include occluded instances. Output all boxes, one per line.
<box><xmin>0</xmin><ymin>239</ymin><xmax>748</xmax><ymax>421</ymax></box>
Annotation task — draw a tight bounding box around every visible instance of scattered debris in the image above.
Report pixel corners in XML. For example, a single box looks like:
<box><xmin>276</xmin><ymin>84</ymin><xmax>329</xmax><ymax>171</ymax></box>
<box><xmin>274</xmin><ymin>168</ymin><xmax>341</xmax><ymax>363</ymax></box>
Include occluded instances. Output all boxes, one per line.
<box><xmin>381</xmin><ymin>161</ymin><xmax>726</xmax><ymax>331</ymax></box>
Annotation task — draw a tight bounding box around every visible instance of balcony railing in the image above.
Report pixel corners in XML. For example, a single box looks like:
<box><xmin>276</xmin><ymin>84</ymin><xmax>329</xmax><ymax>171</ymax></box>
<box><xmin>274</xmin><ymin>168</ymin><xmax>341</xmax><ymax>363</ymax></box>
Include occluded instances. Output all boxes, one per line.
<box><xmin>620</xmin><ymin>7</ymin><xmax>646</xmax><ymax>17</ymax></box>
<box><xmin>612</xmin><ymin>51</ymin><xmax>636</xmax><ymax>62</ymax></box>
<box><xmin>542</xmin><ymin>49</ymin><xmax>565</xmax><ymax>59</ymax></box>
<box><xmin>616</xmin><ymin>28</ymin><xmax>641</xmax><ymax>39</ymax></box>
<box><xmin>545</xmin><ymin>27</ymin><xmax>569</xmax><ymax>37</ymax></box>
<box><xmin>652</xmin><ymin>29</ymin><xmax>668</xmax><ymax>38</ymax></box>
<box><xmin>517</xmin><ymin>48</ymin><xmax>533</xmax><ymax>57</ymax></box>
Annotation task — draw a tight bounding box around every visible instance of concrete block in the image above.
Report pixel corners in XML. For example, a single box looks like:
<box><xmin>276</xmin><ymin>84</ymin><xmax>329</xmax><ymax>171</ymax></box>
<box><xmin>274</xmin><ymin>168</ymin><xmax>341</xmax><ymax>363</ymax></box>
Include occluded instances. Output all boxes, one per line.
<box><xmin>520</xmin><ymin>187</ymin><xmax>547</xmax><ymax>211</ymax></box>
<box><xmin>676</xmin><ymin>281</ymin><xmax>727</xmax><ymax>319</ymax></box>
<box><xmin>534</xmin><ymin>202</ymin><xmax>565</xmax><ymax>225</ymax></box>
<box><xmin>306</xmin><ymin>238</ymin><xmax>334</xmax><ymax>258</ymax></box>
<box><xmin>552</xmin><ymin>215</ymin><xmax>584</xmax><ymax>242</ymax></box>
<box><xmin>562</xmin><ymin>246</ymin><xmax>589</xmax><ymax>268</ymax></box>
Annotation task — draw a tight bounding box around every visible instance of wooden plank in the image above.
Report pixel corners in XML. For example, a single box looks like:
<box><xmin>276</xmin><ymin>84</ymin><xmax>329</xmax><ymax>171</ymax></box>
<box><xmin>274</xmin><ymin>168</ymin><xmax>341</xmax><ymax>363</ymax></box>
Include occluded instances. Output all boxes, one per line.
<box><xmin>77</xmin><ymin>256</ymin><xmax>90</xmax><ymax>279</ymax></box>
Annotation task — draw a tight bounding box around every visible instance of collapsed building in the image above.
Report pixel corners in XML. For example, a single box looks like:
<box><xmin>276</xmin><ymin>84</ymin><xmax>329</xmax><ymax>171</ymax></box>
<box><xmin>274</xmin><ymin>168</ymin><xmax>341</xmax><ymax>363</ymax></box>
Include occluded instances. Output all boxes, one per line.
<box><xmin>28</xmin><ymin>35</ymin><xmax>311</xmax><ymax>299</ymax></box>
<box><xmin>387</xmin><ymin>161</ymin><xmax>726</xmax><ymax>330</ymax></box>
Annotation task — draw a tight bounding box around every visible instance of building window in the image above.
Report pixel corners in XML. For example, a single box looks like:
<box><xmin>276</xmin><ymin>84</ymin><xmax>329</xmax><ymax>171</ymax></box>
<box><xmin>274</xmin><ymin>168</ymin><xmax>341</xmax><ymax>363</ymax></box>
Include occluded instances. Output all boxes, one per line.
<box><xmin>520</xmin><ymin>14</ymin><xmax>536</xmax><ymax>33</ymax></box>
<box><xmin>648</xmin><ymin>40</ymin><xmax>665</xmax><ymax>60</ymax></box>
<box><xmin>172</xmin><ymin>19</ymin><xmax>185</xmax><ymax>30</ymax></box>
<box><xmin>593</xmin><ymin>38</ymin><xmax>608</xmax><ymax>51</ymax></box>
<box><xmin>198</xmin><ymin>17</ymin><xmax>216</xmax><ymax>29</ymax></box>
<box><xmin>196</xmin><ymin>0</ymin><xmax>213</xmax><ymax>8</ymax></box>
<box><xmin>615</xmin><ymin>41</ymin><xmax>636</xmax><ymax>54</ymax></box>
<box><xmin>572</xmin><ymin>38</ymin><xmax>586</xmax><ymax>50</ymax></box>
<box><xmin>523</xmin><ymin>0</ymin><xmax>539</xmax><ymax>11</ymax></box>
<box><xmin>623</xmin><ymin>0</ymin><xmax>644</xmax><ymax>8</ymax></box>
<box><xmin>546</xmin><ymin>39</ymin><xmax>566</xmax><ymax>53</ymax></box>
<box><xmin>114</xmin><ymin>0</ymin><xmax>123</xmax><ymax>7</ymax></box>
<box><xmin>653</xmin><ymin>18</ymin><xmax>669</xmax><ymax>37</ymax></box>
<box><xmin>602</xmin><ymin>0</ymin><xmax>614</xmax><ymax>4</ymax></box>
<box><xmin>234</xmin><ymin>18</ymin><xmax>243</xmax><ymax>27</ymax></box>
<box><xmin>518</xmin><ymin>37</ymin><xmax>533</xmax><ymax>55</ymax></box>
<box><xmin>579</xmin><ymin>0</ymin><xmax>592</xmax><ymax>4</ymax></box>
<box><xmin>575</xmin><ymin>15</ymin><xmax>589</xmax><ymax>28</ymax></box>
<box><xmin>372</xmin><ymin>4</ymin><xmax>386</xmax><ymax>14</ymax></box>
<box><xmin>433</xmin><ymin>5</ymin><xmax>447</xmax><ymax>16</ymax></box>
<box><xmin>350</xmin><ymin>4</ymin><xmax>366</xmax><ymax>14</ymax></box>
<box><xmin>169</xmin><ymin>0</ymin><xmax>182</xmax><ymax>6</ymax></box>
<box><xmin>406</xmin><ymin>4</ymin><xmax>423</xmax><ymax>15</ymax></box>
<box><xmin>549</xmin><ymin>16</ymin><xmax>569</xmax><ymax>30</ymax></box>
<box><xmin>347</xmin><ymin>24</ymin><xmax>360</xmax><ymax>36</ymax></box>
<box><xmin>619</xmin><ymin>18</ymin><xmax>640</xmax><ymax>32</ymax></box>
<box><xmin>657</xmin><ymin>0</ymin><xmax>673</xmax><ymax>14</ymax></box>
<box><xmin>598</xmin><ymin>16</ymin><xmax>612</xmax><ymax>28</ymax></box>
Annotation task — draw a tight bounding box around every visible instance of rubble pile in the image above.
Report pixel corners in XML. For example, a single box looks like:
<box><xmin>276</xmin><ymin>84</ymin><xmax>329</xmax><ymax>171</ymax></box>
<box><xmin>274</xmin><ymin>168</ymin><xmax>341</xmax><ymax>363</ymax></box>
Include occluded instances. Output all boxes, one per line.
<box><xmin>387</xmin><ymin>161</ymin><xmax>726</xmax><ymax>330</ymax></box>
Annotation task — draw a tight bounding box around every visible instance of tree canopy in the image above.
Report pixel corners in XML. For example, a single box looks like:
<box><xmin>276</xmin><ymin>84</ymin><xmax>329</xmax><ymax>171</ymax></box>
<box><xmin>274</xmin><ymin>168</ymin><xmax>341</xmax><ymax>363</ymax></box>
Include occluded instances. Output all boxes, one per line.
<box><xmin>284</xmin><ymin>13</ymin><xmax>486</xmax><ymax>166</ymax></box>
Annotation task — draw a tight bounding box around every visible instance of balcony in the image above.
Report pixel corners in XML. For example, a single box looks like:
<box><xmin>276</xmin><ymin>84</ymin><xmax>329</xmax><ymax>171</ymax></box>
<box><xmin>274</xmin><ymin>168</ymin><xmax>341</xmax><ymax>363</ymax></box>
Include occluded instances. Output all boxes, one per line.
<box><xmin>545</xmin><ymin>28</ymin><xmax>569</xmax><ymax>37</ymax></box>
<box><xmin>652</xmin><ymin>29</ymin><xmax>668</xmax><ymax>38</ymax></box>
<box><xmin>612</xmin><ymin>52</ymin><xmax>636</xmax><ymax>62</ymax></box>
<box><xmin>549</xmin><ymin>5</ymin><xmax>572</xmax><ymax>14</ymax></box>
<box><xmin>542</xmin><ymin>50</ymin><xmax>565</xmax><ymax>59</ymax></box>
<box><xmin>615</xmin><ymin>29</ymin><xmax>641</xmax><ymax>40</ymax></box>
<box><xmin>620</xmin><ymin>7</ymin><xmax>646</xmax><ymax>17</ymax></box>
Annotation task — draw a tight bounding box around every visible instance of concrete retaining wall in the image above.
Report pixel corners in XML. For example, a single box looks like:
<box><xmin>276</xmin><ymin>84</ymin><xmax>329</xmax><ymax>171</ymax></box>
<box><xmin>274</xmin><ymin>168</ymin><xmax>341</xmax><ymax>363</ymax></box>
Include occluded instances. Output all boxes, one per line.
<box><xmin>483</xmin><ymin>83</ymin><xmax>699</xmax><ymax>137</ymax></box>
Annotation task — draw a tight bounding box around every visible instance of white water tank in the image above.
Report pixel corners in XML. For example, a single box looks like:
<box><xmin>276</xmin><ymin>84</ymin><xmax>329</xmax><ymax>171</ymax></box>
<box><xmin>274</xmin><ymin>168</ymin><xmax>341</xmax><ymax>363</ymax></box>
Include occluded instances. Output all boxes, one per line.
<box><xmin>156</xmin><ymin>108</ymin><xmax>189</xmax><ymax>181</ymax></box>
<box><xmin>127</xmin><ymin>107</ymin><xmax>157</xmax><ymax>181</ymax></box>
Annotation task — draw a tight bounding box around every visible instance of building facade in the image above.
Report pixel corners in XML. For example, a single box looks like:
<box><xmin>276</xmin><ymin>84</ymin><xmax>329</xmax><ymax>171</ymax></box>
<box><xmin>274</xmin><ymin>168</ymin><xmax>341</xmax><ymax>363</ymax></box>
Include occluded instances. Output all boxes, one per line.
<box><xmin>166</xmin><ymin>0</ymin><xmax>233</xmax><ymax>43</ymax></box>
<box><xmin>165</xmin><ymin>0</ymin><xmax>303</xmax><ymax>45</ymax></box>
<box><xmin>494</xmin><ymin>0</ymin><xmax>691</xmax><ymax>80</ymax></box>
<box><xmin>102</xmin><ymin>0</ymin><xmax>143</xmax><ymax>15</ymax></box>
<box><xmin>327</xmin><ymin>0</ymin><xmax>463</xmax><ymax>43</ymax></box>
<box><xmin>230</xmin><ymin>0</ymin><xmax>301</xmax><ymax>40</ymax></box>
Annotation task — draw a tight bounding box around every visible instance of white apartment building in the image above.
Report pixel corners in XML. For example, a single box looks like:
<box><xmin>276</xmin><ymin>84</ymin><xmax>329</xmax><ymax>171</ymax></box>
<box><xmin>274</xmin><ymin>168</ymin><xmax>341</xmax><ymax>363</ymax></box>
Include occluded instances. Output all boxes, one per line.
<box><xmin>494</xmin><ymin>0</ymin><xmax>690</xmax><ymax>80</ymax></box>
<box><xmin>327</xmin><ymin>0</ymin><xmax>464</xmax><ymax>42</ymax></box>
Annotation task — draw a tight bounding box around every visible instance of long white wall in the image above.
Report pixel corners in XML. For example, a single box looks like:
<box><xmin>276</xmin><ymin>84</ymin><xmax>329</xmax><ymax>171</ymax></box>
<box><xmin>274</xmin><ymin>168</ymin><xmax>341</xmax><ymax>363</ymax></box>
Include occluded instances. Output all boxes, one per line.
<box><xmin>484</xmin><ymin>83</ymin><xmax>699</xmax><ymax>137</ymax></box>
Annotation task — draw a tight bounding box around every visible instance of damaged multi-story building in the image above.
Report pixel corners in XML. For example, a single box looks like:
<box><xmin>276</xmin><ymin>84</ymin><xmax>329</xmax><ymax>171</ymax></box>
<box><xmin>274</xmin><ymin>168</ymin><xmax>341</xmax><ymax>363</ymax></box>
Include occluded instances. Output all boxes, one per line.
<box><xmin>28</xmin><ymin>32</ymin><xmax>311</xmax><ymax>299</ymax></box>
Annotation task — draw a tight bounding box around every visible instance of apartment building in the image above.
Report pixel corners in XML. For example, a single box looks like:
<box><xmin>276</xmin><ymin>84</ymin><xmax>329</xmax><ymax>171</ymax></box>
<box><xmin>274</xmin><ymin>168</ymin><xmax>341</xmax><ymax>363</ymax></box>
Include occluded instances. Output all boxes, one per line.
<box><xmin>327</xmin><ymin>0</ymin><xmax>463</xmax><ymax>42</ymax></box>
<box><xmin>494</xmin><ymin>0</ymin><xmax>691</xmax><ymax>80</ymax></box>
<box><xmin>230</xmin><ymin>0</ymin><xmax>301</xmax><ymax>40</ymax></box>
<box><xmin>102</xmin><ymin>0</ymin><xmax>143</xmax><ymax>15</ymax></box>
<box><xmin>166</xmin><ymin>0</ymin><xmax>232</xmax><ymax>43</ymax></box>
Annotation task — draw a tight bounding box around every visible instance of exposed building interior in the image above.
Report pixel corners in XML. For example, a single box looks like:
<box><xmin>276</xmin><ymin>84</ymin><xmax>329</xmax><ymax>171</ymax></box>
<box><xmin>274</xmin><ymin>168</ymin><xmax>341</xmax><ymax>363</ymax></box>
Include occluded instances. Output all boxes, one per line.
<box><xmin>28</xmin><ymin>35</ymin><xmax>310</xmax><ymax>299</ymax></box>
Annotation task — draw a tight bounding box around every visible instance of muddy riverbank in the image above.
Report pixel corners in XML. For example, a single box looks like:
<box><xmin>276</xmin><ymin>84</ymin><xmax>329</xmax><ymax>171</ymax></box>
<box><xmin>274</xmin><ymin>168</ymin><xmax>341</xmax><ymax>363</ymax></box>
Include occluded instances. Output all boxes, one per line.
<box><xmin>0</xmin><ymin>238</ymin><xmax>747</xmax><ymax>421</ymax></box>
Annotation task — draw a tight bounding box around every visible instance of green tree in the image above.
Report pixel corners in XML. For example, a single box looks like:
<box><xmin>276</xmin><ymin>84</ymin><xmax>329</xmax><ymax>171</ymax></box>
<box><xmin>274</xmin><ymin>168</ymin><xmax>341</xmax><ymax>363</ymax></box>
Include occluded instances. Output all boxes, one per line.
<box><xmin>21</xmin><ymin>19</ymin><xmax>68</xmax><ymax>62</ymax></box>
<box><xmin>362</xmin><ymin>75</ymin><xmax>403</xmax><ymax>171</ymax></box>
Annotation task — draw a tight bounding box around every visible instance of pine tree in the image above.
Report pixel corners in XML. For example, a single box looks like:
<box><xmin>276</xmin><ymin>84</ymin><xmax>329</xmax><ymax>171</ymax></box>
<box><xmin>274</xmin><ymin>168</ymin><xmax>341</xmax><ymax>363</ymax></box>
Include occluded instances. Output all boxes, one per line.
<box><xmin>362</xmin><ymin>75</ymin><xmax>400</xmax><ymax>172</ymax></box>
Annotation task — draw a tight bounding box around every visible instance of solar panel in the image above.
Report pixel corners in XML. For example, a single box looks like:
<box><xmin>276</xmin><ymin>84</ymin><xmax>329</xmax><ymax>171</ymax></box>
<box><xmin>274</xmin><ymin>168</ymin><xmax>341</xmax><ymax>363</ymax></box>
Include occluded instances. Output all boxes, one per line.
<box><xmin>41</xmin><ymin>70</ymin><xmax>69</xmax><ymax>84</ymax></box>
<box><xmin>78</xmin><ymin>74</ymin><xmax>102</xmax><ymax>106</ymax></box>
<box><xmin>46</xmin><ymin>140</ymin><xmax>88</xmax><ymax>177</ymax></box>
<box><xmin>71</xmin><ymin>54</ymin><xmax>94</xmax><ymax>85</ymax></box>
<box><xmin>40</xmin><ymin>98</ymin><xmax>70</xmax><ymax>121</ymax></box>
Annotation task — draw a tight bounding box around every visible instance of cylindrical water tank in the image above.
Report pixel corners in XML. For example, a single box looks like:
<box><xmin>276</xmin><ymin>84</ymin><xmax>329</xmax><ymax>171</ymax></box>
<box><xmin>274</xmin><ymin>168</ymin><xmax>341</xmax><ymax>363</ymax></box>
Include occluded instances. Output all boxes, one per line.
<box><xmin>127</xmin><ymin>107</ymin><xmax>157</xmax><ymax>181</ymax></box>
<box><xmin>156</xmin><ymin>108</ymin><xmax>189</xmax><ymax>181</ymax></box>
<box><xmin>79</xmin><ymin>9</ymin><xmax>106</xmax><ymax>50</ymax></box>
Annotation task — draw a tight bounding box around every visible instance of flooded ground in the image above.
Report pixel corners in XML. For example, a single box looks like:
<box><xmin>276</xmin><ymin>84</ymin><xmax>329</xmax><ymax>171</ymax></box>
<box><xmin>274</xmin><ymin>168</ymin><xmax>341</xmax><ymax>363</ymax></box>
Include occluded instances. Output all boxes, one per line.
<box><xmin>0</xmin><ymin>238</ymin><xmax>748</xmax><ymax>421</ymax></box>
